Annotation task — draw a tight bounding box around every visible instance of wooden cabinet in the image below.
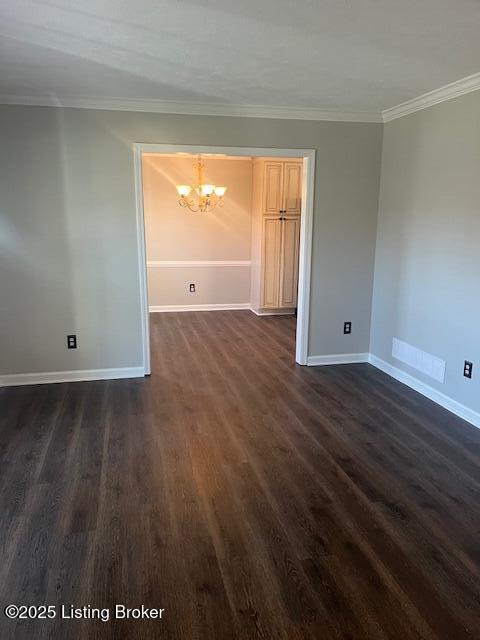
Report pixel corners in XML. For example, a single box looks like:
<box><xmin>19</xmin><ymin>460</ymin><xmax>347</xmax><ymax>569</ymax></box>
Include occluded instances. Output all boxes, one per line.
<box><xmin>263</xmin><ymin>163</ymin><xmax>284</xmax><ymax>215</ymax></box>
<box><xmin>283</xmin><ymin>163</ymin><xmax>302</xmax><ymax>215</ymax></box>
<box><xmin>251</xmin><ymin>159</ymin><xmax>302</xmax><ymax>313</ymax></box>
<box><xmin>261</xmin><ymin>161</ymin><xmax>302</xmax><ymax>216</ymax></box>
<box><xmin>279</xmin><ymin>215</ymin><xmax>300</xmax><ymax>307</ymax></box>
<box><xmin>262</xmin><ymin>217</ymin><xmax>282</xmax><ymax>308</ymax></box>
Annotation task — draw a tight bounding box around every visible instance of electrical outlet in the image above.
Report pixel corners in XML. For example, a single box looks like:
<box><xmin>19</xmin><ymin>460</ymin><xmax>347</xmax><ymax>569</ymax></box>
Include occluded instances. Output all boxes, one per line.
<box><xmin>344</xmin><ymin>321</ymin><xmax>352</xmax><ymax>335</ymax></box>
<box><xmin>464</xmin><ymin>361</ymin><xmax>473</xmax><ymax>379</ymax></box>
<box><xmin>189</xmin><ymin>283</ymin><xmax>196</xmax><ymax>293</ymax></box>
<box><xmin>67</xmin><ymin>334</ymin><xmax>77</xmax><ymax>349</ymax></box>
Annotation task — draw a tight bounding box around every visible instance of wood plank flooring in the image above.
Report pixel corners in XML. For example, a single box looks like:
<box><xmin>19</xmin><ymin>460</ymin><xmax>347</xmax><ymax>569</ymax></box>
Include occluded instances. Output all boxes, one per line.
<box><xmin>1</xmin><ymin>310</ymin><xmax>479</xmax><ymax>639</ymax></box>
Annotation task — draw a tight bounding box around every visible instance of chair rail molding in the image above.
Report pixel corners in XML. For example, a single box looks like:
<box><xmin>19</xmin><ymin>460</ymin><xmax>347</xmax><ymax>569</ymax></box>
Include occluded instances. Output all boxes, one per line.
<box><xmin>147</xmin><ymin>260</ymin><xmax>252</xmax><ymax>268</ymax></box>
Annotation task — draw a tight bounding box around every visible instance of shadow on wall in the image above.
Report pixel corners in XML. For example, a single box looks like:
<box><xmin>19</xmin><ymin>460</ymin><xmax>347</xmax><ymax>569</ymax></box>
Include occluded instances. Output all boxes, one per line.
<box><xmin>0</xmin><ymin>105</ymin><xmax>76</xmax><ymax>375</ymax></box>
<box><xmin>0</xmin><ymin>67</ymin><xmax>231</xmax><ymax>375</ymax></box>
<box><xmin>142</xmin><ymin>155</ymin><xmax>253</xmax><ymax>259</ymax></box>
<box><xmin>372</xmin><ymin>121</ymin><xmax>423</xmax><ymax>348</ymax></box>
<box><xmin>1</xmin><ymin>0</ymin><xmax>426</xmax><ymax>108</ymax></box>
<box><xmin>1</xmin><ymin>15</ymin><xmax>230</xmax><ymax>106</ymax></box>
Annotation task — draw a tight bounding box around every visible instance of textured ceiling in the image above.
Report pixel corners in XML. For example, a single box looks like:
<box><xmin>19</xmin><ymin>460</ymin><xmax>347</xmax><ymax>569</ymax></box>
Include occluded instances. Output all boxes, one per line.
<box><xmin>1</xmin><ymin>0</ymin><xmax>480</xmax><ymax>113</ymax></box>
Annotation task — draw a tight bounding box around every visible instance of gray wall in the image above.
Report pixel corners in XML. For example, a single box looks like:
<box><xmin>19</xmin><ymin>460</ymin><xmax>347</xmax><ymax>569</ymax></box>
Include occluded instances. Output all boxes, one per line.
<box><xmin>371</xmin><ymin>90</ymin><xmax>480</xmax><ymax>412</ymax></box>
<box><xmin>0</xmin><ymin>105</ymin><xmax>382</xmax><ymax>375</ymax></box>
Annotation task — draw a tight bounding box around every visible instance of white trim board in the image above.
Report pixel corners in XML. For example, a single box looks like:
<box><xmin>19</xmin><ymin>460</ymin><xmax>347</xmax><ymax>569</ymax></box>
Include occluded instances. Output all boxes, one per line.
<box><xmin>135</xmin><ymin>143</ymin><xmax>315</xmax><ymax>367</ymax></box>
<box><xmin>142</xmin><ymin>153</ymin><xmax>254</xmax><ymax>161</ymax></box>
<box><xmin>147</xmin><ymin>260</ymin><xmax>251</xmax><ymax>268</ymax></box>
<box><xmin>149</xmin><ymin>303</ymin><xmax>251</xmax><ymax>312</ymax></box>
<box><xmin>134</xmin><ymin>145</ymin><xmax>151</xmax><ymax>376</ymax></box>
<box><xmin>2</xmin><ymin>71</ymin><xmax>479</xmax><ymax>124</ymax></box>
<box><xmin>250</xmin><ymin>308</ymin><xmax>295</xmax><ymax>316</ymax></box>
<box><xmin>0</xmin><ymin>367</ymin><xmax>144</xmax><ymax>388</ymax></box>
<box><xmin>0</xmin><ymin>95</ymin><xmax>382</xmax><ymax>123</ymax></box>
<box><xmin>382</xmin><ymin>72</ymin><xmax>480</xmax><ymax>122</ymax></box>
<box><xmin>307</xmin><ymin>351</ymin><xmax>480</xmax><ymax>429</ymax></box>
<box><xmin>368</xmin><ymin>355</ymin><xmax>480</xmax><ymax>430</ymax></box>
<box><xmin>307</xmin><ymin>353</ymin><xmax>370</xmax><ymax>366</ymax></box>
<box><xmin>137</xmin><ymin>144</ymin><xmax>315</xmax><ymax>158</ymax></box>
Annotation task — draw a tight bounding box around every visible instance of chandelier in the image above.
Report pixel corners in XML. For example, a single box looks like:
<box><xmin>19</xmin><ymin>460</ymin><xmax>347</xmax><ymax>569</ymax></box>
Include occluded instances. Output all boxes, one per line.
<box><xmin>176</xmin><ymin>155</ymin><xmax>227</xmax><ymax>213</ymax></box>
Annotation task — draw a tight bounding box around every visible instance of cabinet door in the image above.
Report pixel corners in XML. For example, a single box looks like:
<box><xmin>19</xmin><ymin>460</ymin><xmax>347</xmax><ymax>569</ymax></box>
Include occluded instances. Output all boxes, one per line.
<box><xmin>261</xmin><ymin>217</ymin><xmax>282</xmax><ymax>308</ymax></box>
<box><xmin>279</xmin><ymin>216</ymin><xmax>300</xmax><ymax>308</ymax></box>
<box><xmin>283</xmin><ymin>162</ymin><xmax>302</xmax><ymax>215</ymax></box>
<box><xmin>262</xmin><ymin>162</ymin><xmax>284</xmax><ymax>215</ymax></box>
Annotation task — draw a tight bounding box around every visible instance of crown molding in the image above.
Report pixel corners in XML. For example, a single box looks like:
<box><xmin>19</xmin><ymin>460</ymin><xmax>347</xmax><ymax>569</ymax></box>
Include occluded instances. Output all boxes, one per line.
<box><xmin>382</xmin><ymin>72</ymin><xmax>480</xmax><ymax>122</ymax></box>
<box><xmin>3</xmin><ymin>71</ymin><xmax>479</xmax><ymax>124</ymax></box>
<box><xmin>0</xmin><ymin>94</ymin><xmax>383</xmax><ymax>123</ymax></box>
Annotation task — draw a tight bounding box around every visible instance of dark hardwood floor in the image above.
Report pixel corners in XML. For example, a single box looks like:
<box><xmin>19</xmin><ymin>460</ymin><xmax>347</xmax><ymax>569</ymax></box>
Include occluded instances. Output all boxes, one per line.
<box><xmin>1</xmin><ymin>311</ymin><xmax>479</xmax><ymax>639</ymax></box>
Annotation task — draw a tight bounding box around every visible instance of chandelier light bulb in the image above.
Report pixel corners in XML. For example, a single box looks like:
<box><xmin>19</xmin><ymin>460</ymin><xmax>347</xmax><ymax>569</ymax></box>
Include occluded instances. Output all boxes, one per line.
<box><xmin>200</xmin><ymin>184</ymin><xmax>214</xmax><ymax>196</ymax></box>
<box><xmin>176</xmin><ymin>184</ymin><xmax>192</xmax><ymax>197</ymax></box>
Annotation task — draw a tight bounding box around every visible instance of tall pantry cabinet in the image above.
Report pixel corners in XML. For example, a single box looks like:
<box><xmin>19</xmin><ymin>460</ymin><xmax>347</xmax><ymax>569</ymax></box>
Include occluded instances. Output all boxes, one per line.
<box><xmin>250</xmin><ymin>159</ymin><xmax>303</xmax><ymax>314</ymax></box>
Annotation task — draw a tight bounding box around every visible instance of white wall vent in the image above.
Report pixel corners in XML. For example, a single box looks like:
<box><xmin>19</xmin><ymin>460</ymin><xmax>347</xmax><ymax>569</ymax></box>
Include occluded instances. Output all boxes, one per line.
<box><xmin>392</xmin><ymin>338</ymin><xmax>446</xmax><ymax>383</ymax></box>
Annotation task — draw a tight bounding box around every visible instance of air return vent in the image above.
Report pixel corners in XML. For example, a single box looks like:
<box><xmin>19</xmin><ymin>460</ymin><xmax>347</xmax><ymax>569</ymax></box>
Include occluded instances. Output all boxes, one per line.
<box><xmin>392</xmin><ymin>338</ymin><xmax>445</xmax><ymax>383</ymax></box>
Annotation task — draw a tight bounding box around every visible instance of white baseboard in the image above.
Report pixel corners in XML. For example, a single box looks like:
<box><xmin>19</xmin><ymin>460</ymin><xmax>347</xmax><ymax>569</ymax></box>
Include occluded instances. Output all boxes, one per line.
<box><xmin>151</xmin><ymin>304</ymin><xmax>295</xmax><ymax>316</ymax></box>
<box><xmin>307</xmin><ymin>353</ymin><xmax>369</xmax><ymax>366</ymax></box>
<box><xmin>0</xmin><ymin>367</ymin><xmax>145</xmax><ymax>388</ymax></box>
<box><xmin>306</xmin><ymin>351</ymin><xmax>479</xmax><ymax>429</ymax></box>
<box><xmin>149</xmin><ymin>303</ymin><xmax>251</xmax><ymax>312</ymax></box>
<box><xmin>368</xmin><ymin>354</ymin><xmax>480</xmax><ymax>429</ymax></box>
<box><xmin>250</xmin><ymin>308</ymin><xmax>295</xmax><ymax>316</ymax></box>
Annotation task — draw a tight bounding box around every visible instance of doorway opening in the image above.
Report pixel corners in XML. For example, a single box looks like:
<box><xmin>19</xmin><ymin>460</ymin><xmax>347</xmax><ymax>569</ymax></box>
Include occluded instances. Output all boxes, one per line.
<box><xmin>133</xmin><ymin>144</ymin><xmax>316</xmax><ymax>374</ymax></box>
